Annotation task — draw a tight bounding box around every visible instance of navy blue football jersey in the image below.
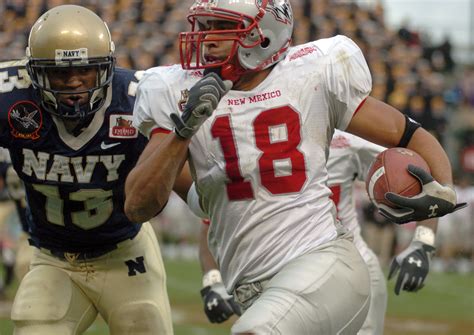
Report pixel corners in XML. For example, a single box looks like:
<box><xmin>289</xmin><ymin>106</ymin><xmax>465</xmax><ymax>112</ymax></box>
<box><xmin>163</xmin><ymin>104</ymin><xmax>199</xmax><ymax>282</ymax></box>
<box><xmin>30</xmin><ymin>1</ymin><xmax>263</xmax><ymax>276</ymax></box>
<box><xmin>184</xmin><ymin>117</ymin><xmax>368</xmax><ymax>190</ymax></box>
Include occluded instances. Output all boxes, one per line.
<box><xmin>0</xmin><ymin>59</ymin><xmax>148</xmax><ymax>253</ymax></box>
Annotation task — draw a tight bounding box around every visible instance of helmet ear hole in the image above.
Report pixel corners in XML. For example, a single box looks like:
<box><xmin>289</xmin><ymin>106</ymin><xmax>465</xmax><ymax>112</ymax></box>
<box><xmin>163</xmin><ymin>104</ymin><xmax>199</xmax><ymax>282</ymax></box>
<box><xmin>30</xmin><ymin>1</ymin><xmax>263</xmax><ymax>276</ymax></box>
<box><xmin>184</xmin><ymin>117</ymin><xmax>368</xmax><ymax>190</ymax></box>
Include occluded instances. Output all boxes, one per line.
<box><xmin>261</xmin><ymin>38</ymin><xmax>270</xmax><ymax>48</ymax></box>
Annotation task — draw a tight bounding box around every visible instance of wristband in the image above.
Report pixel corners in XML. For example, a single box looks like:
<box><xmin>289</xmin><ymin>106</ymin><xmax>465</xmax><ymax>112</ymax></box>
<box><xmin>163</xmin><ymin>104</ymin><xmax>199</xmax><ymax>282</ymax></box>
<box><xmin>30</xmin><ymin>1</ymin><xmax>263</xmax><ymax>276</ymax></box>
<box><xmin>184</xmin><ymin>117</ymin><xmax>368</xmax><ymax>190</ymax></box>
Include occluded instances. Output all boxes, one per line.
<box><xmin>413</xmin><ymin>225</ymin><xmax>435</xmax><ymax>246</ymax></box>
<box><xmin>202</xmin><ymin>269</ymin><xmax>222</xmax><ymax>287</ymax></box>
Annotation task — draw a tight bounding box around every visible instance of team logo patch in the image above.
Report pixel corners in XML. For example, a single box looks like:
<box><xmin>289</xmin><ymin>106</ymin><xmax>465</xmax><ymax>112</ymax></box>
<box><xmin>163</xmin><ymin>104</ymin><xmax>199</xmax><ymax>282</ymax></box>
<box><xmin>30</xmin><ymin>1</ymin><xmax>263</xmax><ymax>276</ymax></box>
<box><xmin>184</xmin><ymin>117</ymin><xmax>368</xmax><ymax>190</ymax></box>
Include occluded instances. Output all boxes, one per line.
<box><xmin>109</xmin><ymin>114</ymin><xmax>138</xmax><ymax>138</ymax></box>
<box><xmin>125</xmin><ymin>256</ymin><xmax>147</xmax><ymax>276</ymax></box>
<box><xmin>8</xmin><ymin>101</ymin><xmax>42</xmax><ymax>140</ymax></box>
<box><xmin>178</xmin><ymin>89</ymin><xmax>190</xmax><ymax>112</ymax></box>
<box><xmin>256</xmin><ymin>0</ymin><xmax>293</xmax><ymax>24</ymax></box>
<box><xmin>189</xmin><ymin>70</ymin><xmax>203</xmax><ymax>78</ymax></box>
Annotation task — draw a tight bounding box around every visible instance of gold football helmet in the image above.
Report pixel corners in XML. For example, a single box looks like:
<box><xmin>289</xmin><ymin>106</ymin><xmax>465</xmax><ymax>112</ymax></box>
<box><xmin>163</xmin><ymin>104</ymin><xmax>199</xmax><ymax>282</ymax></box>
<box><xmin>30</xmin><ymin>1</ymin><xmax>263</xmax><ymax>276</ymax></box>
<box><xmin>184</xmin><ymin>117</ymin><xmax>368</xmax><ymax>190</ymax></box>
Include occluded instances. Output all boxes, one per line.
<box><xmin>26</xmin><ymin>5</ymin><xmax>115</xmax><ymax>120</ymax></box>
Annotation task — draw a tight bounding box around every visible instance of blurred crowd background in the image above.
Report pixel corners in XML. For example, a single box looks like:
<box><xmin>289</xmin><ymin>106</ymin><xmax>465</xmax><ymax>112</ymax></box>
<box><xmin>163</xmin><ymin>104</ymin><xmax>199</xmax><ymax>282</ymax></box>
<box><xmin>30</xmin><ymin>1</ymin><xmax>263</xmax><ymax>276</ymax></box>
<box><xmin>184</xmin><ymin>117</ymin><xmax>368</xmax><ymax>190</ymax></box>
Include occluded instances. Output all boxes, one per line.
<box><xmin>0</xmin><ymin>0</ymin><xmax>472</xmax><ymax>296</ymax></box>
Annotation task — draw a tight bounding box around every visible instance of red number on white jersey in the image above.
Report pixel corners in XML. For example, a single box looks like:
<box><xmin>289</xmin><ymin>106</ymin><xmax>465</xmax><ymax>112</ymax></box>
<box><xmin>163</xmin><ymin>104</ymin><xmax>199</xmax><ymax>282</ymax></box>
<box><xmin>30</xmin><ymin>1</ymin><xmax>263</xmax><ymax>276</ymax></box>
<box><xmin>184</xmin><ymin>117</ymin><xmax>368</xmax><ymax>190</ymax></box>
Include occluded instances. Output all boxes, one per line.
<box><xmin>329</xmin><ymin>184</ymin><xmax>341</xmax><ymax>208</ymax></box>
<box><xmin>211</xmin><ymin>115</ymin><xmax>254</xmax><ymax>200</ymax></box>
<box><xmin>211</xmin><ymin>106</ymin><xmax>307</xmax><ymax>200</ymax></box>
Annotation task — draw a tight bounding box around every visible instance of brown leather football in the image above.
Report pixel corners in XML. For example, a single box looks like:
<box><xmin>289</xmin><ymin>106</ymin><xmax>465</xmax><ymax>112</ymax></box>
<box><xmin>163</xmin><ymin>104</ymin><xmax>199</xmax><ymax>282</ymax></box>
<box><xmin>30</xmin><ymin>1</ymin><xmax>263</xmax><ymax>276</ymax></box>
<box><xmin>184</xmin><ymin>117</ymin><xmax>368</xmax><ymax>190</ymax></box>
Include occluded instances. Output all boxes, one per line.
<box><xmin>366</xmin><ymin>147</ymin><xmax>430</xmax><ymax>208</ymax></box>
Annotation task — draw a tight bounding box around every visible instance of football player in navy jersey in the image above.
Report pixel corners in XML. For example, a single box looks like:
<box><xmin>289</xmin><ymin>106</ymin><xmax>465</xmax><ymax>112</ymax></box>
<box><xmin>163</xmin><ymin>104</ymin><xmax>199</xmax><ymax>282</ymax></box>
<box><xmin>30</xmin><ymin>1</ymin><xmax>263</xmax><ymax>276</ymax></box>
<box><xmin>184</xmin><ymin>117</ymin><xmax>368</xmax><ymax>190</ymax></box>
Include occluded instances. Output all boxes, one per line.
<box><xmin>0</xmin><ymin>5</ymin><xmax>179</xmax><ymax>334</ymax></box>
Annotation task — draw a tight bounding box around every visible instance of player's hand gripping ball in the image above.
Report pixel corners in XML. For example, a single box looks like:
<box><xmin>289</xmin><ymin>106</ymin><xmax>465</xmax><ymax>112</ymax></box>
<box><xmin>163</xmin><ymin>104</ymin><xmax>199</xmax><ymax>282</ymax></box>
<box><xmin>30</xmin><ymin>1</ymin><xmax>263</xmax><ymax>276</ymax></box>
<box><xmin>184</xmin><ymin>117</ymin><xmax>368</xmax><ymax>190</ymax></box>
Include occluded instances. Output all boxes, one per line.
<box><xmin>366</xmin><ymin>147</ymin><xmax>430</xmax><ymax>208</ymax></box>
<box><xmin>365</xmin><ymin>147</ymin><xmax>466</xmax><ymax>224</ymax></box>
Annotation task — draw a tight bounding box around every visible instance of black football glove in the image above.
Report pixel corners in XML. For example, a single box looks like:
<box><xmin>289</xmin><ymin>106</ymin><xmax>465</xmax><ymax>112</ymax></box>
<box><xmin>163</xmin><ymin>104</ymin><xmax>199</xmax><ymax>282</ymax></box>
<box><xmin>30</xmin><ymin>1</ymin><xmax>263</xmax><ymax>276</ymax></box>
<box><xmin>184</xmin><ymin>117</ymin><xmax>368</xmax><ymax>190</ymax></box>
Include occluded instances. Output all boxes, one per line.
<box><xmin>388</xmin><ymin>240</ymin><xmax>435</xmax><ymax>295</ymax></box>
<box><xmin>378</xmin><ymin>165</ymin><xmax>467</xmax><ymax>224</ymax></box>
<box><xmin>171</xmin><ymin>73</ymin><xmax>232</xmax><ymax>139</ymax></box>
<box><xmin>201</xmin><ymin>282</ymin><xmax>242</xmax><ymax>323</ymax></box>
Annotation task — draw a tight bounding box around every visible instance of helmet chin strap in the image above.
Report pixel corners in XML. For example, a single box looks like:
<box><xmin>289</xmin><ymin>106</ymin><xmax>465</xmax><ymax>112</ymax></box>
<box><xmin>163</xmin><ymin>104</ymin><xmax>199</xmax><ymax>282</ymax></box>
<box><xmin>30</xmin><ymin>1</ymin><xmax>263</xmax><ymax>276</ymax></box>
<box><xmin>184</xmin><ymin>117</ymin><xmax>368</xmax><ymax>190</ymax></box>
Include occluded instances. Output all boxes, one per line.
<box><xmin>73</xmin><ymin>101</ymin><xmax>83</xmax><ymax>118</ymax></box>
<box><xmin>56</xmin><ymin>100</ymin><xmax>95</xmax><ymax>136</ymax></box>
<box><xmin>221</xmin><ymin>64</ymin><xmax>247</xmax><ymax>83</ymax></box>
<box><xmin>70</xmin><ymin>103</ymin><xmax>95</xmax><ymax>136</ymax></box>
<box><xmin>204</xmin><ymin>64</ymin><xmax>247</xmax><ymax>84</ymax></box>
<box><xmin>58</xmin><ymin>100</ymin><xmax>89</xmax><ymax>120</ymax></box>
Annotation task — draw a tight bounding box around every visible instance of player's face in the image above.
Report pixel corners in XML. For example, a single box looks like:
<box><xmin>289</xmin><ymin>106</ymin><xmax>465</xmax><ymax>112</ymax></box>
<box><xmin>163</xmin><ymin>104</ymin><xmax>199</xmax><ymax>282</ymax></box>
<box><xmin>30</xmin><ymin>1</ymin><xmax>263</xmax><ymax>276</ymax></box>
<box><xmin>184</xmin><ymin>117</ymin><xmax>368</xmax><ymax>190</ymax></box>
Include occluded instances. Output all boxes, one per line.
<box><xmin>46</xmin><ymin>67</ymin><xmax>98</xmax><ymax>107</ymax></box>
<box><xmin>202</xmin><ymin>20</ymin><xmax>239</xmax><ymax>66</ymax></box>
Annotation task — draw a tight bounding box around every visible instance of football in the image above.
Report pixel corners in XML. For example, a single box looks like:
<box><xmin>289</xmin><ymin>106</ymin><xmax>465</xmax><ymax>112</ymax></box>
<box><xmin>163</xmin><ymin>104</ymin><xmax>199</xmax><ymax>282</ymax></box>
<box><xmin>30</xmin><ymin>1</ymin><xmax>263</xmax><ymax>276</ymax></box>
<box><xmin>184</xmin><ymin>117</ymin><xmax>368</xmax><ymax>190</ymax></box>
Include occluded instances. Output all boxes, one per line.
<box><xmin>366</xmin><ymin>147</ymin><xmax>430</xmax><ymax>208</ymax></box>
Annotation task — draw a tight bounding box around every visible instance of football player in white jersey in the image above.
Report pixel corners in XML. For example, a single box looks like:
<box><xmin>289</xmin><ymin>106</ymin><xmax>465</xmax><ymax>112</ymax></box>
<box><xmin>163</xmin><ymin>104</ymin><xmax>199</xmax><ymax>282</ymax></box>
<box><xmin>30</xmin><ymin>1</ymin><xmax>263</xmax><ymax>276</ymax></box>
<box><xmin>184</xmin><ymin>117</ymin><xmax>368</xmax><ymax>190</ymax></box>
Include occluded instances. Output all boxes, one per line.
<box><xmin>192</xmin><ymin>131</ymin><xmax>388</xmax><ymax>331</ymax></box>
<box><xmin>125</xmin><ymin>0</ymin><xmax>465</xmax><ymax>333</ymax></box>
<box><xmin>194</xmin><ymin>129</ymin><xmax>439</xmax><ymax>334</ymax></box>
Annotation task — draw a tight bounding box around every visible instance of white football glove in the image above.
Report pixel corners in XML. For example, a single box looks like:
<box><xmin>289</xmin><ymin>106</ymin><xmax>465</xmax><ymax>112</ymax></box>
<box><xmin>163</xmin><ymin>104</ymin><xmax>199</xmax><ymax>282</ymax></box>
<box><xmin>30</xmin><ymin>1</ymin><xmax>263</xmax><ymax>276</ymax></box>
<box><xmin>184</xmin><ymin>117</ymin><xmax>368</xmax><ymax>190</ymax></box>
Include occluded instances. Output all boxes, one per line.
<box><xmin>171</xmin><ymin>73</ymin><xmax>232</xmax><ymax>139</ymax></box>
<box><xmin>378</xmin><ymin>165</ymin><xmax>467</xmax><ymax>224</ymax></box>
<box><xmin>388</xmin><ymin>226</ymin><xmax>436</xmax><ymax>295</ymax></box>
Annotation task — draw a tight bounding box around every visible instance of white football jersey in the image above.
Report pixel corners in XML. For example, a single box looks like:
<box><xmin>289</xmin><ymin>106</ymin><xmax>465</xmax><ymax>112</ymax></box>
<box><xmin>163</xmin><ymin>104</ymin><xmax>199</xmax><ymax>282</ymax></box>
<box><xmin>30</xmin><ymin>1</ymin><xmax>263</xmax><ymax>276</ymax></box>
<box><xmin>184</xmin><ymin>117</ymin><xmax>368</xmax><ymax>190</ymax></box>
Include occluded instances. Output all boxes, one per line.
<box><xmin>134</xmin><ymin>35</ymin><xmax>372</xmax><ymax>291</ymax></box>
<box><xmin>327</xmin><ymin>130</ymin><xmax>385</xmax><ymax>251</ymax></box>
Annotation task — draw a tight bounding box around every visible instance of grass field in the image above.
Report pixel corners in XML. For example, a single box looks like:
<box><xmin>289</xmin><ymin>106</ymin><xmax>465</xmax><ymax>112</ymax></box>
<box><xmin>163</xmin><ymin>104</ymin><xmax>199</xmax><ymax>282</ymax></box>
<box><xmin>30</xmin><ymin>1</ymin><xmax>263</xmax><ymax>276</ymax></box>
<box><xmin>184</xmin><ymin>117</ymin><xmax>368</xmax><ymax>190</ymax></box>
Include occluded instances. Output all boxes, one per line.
<box><xmin>0</xmin><ymin>258</ymin><xmax>473</xmax><ymax>334</ymax></box>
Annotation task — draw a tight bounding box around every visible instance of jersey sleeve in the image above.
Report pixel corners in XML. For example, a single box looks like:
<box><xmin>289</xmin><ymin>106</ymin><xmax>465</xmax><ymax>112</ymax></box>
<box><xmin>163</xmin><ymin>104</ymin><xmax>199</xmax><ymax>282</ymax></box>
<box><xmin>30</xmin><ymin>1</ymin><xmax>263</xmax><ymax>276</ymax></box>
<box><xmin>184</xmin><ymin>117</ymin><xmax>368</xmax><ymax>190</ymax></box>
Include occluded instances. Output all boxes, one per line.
<box><xmin>133</xmin><ymin>68</ymin><xmax>176</xmax><ymax>138</ymax></box>
<box><xmin>0</xmin><ymin>60</ymin><xmax>33</xmax><ymax>146</ymax></box>
<box><xmin>324</xmin><ymin>35</ymin><xmax>372</xmax><ymax>130</ymax></box>
<box><xmin>352</xmin><ymin>137</ymin><xmax>385</xmax><ymax>182</ymax></box>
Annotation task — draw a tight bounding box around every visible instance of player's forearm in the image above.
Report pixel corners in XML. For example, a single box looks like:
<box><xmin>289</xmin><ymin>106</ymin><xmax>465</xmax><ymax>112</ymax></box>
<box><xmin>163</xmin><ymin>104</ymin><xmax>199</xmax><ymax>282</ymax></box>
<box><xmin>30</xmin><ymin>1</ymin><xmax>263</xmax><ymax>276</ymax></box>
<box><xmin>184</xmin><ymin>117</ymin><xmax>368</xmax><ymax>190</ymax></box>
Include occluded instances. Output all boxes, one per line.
<box><xmin>199</xmin><ymin>251</ymin><xmax>218</xmax><ymax>274</ymax></box>
<box><xmin>125</xmin><ymin>133</ymin><xmax>190</xmax><ymax>223</ymax></box>
<box><xmin>406</xmin><ymin>128</ymin><xmax>453</xmax><ymax>186</ymax></box>
<box><xmin>199</xmin><ymin>224</ymin><xmax>218</xmax><ymax>274</ymax></box>
<box><xmin>416</xmin><ymin>217</ymin><xmax>438</xmax><ymax>234</ymax></box>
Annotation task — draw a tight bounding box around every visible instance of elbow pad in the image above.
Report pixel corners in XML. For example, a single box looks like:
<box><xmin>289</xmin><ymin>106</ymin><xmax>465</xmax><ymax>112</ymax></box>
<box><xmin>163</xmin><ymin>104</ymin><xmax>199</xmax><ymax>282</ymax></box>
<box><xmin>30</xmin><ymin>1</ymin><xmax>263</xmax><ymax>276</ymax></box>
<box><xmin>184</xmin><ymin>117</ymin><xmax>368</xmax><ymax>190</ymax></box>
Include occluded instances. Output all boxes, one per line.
<box><xmin>187</xmin><ymin>183</ymin><xmax>209</xmax><ymax>219</ymax></box>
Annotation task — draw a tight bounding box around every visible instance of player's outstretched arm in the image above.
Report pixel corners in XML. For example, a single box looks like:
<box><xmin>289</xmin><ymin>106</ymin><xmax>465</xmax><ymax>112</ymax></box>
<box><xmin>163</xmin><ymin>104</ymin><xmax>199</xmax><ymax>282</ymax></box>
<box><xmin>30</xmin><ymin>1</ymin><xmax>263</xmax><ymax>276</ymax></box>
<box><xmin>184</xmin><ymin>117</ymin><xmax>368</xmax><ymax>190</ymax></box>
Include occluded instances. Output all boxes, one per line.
<box><xmin>347</xmin><ymin>97</ymin><xmax>465</xmax><ymax>224</ymax></box>
<box><xmin>388</xmin><ymin>218</ymin><xmax>437</xmax><ymax>295</ymax></box>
